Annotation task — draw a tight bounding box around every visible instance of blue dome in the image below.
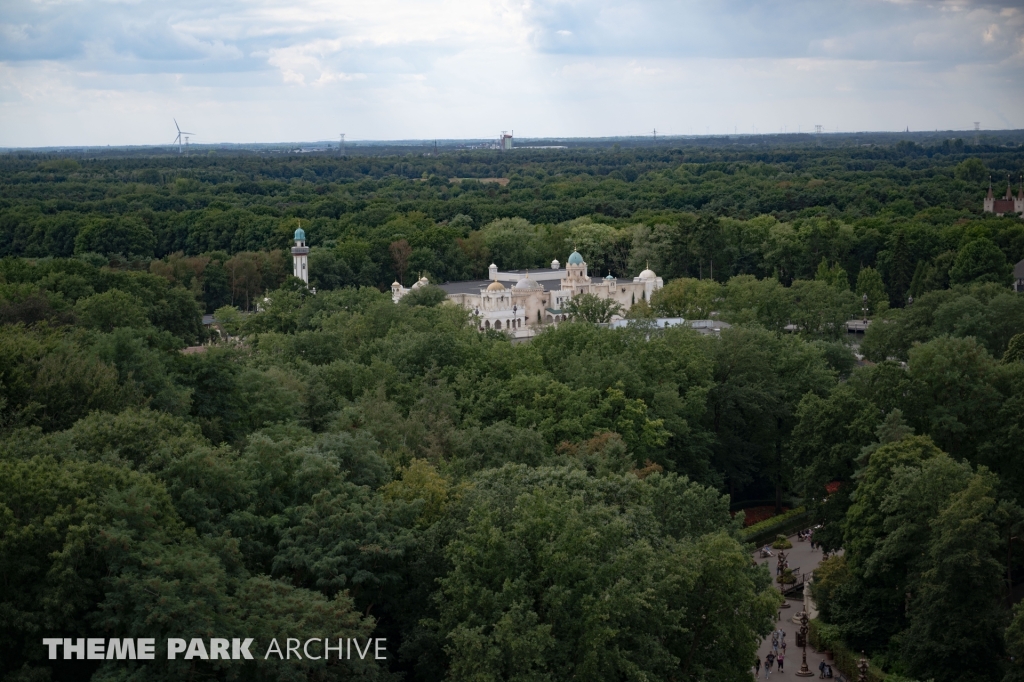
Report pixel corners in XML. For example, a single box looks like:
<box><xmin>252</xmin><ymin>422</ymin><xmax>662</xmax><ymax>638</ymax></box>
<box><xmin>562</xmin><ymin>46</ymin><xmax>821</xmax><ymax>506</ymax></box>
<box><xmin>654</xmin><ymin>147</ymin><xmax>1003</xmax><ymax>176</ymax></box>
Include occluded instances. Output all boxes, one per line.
<box><xmin>605</xmin><ymin>273</ymin><xmax>614</xmax><ymax>280</ymax></box>
<box><xmin>567</xmin><ymin>250</ymin><xmax>584</xmax><ymax>265</ymax></box>
<box><xmin>294</xmin><ymin>227</ymin><xmax>306</xmax><ymax>241</ymax></box>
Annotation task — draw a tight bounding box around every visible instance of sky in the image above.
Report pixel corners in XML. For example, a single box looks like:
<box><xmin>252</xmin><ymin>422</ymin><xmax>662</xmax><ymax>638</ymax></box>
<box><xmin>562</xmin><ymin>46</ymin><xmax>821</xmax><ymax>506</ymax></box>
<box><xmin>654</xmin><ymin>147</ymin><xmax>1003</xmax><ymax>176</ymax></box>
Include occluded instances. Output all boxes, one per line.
<box><xmin>1</xmin><ymin>0</ymin><xmax>1023</xmax><ymax>147</ymax></box>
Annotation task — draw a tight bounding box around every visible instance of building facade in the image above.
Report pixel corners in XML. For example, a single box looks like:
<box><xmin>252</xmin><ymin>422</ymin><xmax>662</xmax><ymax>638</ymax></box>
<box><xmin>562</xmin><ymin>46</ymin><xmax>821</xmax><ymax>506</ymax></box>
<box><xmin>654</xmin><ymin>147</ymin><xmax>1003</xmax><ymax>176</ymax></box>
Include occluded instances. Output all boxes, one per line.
<box><xmin>392</xmin><ymin>250</ymin><xmax>663</xmax><ymax>333</ymax></box>
<box><xmin>983</xmin><ymin>176</ymin><xmax>1024</xmax><ymax>217</ymax></box>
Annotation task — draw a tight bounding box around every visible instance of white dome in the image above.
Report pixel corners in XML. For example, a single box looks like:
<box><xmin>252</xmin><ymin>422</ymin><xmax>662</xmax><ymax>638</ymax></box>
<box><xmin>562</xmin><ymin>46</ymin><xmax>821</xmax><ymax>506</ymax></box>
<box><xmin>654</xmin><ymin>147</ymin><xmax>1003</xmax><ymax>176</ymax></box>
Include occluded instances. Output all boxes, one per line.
<box><xmin>411</xmin><ymin>276</ymin><xmax>429</xmax><ymax>290</ymax></box>
<box><xmin>551</xmin><ymin>259</ymin><xmax>560</xmax><ymax>270</ymax></box>
<box><xmin>638</xmin><ymin>268</ymin><xmax>657</xmax><ymax>280</ymax></box>
<box><xmin>514</xmin><ymin>276</ymin><xmax>542</xmax><ymax>291</ymax></box>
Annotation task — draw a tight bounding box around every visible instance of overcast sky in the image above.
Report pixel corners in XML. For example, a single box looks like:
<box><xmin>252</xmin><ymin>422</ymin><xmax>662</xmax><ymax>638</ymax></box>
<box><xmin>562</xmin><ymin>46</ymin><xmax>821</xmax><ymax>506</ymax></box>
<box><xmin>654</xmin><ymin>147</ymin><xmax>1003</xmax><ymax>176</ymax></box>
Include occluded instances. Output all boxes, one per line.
<box><xmin>1</xmin><ymin>0</ymin><xmax>1022</xmax><ymax>146</ymax></box>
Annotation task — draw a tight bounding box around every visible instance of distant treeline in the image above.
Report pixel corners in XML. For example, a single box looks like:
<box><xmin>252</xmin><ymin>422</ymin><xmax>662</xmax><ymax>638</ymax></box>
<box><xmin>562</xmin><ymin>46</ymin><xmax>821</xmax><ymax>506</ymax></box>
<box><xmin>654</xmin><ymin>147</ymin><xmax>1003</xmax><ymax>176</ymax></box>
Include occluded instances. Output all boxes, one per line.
<box><xmin>1</xmin><ymin>143</ymin><xmax>1022</xmax><ymax>315</ymax></box>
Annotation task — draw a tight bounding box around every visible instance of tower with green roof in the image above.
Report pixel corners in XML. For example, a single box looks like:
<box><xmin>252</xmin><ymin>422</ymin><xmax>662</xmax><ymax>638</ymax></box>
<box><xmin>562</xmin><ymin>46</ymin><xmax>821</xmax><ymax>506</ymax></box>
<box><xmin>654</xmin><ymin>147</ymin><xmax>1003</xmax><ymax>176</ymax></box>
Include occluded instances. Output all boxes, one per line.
<box><xmin>292</xmin><ymin>224</ymin><xmax>309</xmax><ymax>284</ymax></box>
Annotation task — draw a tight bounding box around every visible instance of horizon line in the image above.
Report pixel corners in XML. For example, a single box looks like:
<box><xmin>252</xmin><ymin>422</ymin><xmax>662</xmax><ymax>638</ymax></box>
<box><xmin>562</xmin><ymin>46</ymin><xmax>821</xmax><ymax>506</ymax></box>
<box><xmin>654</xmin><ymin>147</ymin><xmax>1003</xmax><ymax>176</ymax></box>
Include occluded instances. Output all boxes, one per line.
<box><xmin>4</xmin><ymin>128</ymin><xmax>1023</xmax><ymax>152</ymax></box>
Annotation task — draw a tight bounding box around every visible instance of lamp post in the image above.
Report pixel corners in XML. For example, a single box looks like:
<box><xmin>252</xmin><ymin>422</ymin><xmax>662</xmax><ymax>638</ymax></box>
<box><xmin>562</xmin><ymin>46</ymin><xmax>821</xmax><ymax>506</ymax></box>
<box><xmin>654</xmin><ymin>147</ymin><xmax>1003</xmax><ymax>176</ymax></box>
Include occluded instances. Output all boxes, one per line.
<box><xmin>857</xmin><ymin>653</ymin><xmax>869</xmax><ymax>682</ymax></box>
<box><xmin>862</xmin><ymin>293</ymin><xmax>868</xmax><ymax>323</ymax></box>
<box><xmin>512</xmin><ymin>304</ymin><xmax>518</xmax><ymax>329</ymax></box>
<box><xmin>795</xmin><ymin>611</ymin><xmax>814</xmax><ymax>677</ymax></box>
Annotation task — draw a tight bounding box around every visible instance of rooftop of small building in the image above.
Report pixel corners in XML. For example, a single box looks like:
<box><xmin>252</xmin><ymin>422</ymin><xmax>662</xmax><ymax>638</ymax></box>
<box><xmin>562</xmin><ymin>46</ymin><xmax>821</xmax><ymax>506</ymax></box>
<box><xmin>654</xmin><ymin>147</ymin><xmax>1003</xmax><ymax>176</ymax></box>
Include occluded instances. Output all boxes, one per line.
<box><xmin>608</xmin><ymin>318</ymin><xmax>732</xmax><ymax>335</ymax></box>
<box><xmin>438</xmin><ymin>276</ymin><xmax>628</xmax><ymax>295</ymax></box>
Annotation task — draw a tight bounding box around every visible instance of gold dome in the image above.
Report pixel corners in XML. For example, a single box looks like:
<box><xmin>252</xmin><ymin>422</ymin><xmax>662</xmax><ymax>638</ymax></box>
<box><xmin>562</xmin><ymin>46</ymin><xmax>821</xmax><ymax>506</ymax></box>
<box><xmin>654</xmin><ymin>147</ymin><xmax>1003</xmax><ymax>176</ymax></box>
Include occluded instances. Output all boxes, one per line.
<box><xmin>486</xmin><ymin>280</ymin><xmax>506</xmax><ymax>291</ymax></box>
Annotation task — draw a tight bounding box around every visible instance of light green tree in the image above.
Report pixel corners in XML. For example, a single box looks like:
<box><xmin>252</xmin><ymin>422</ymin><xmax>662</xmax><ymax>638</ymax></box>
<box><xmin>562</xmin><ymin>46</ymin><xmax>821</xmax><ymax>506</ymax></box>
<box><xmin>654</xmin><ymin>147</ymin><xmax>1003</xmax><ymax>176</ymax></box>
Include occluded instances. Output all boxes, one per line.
<box><xmin>788</xmin><ymin>279</ymin><xmax>859</xmax><ymax>340</ymax></box>
<box><xmin>482</xmin><ymin>217</ymin><xmax>539</xmax><ymax>269</ymax></box>
<box><xmin>720</xmin><ymin>275</ymin><xmax>793</xmax><ymax>333</ymax></box>
<box><xmin>650</xmin><ymin>277</ymin><xmax>721</xmax><ymax>318</ymax></box>
<box><xmin>563</xmin><ymin>292</ymin><xmax>621</xmax><ymax>323</ymax></box>
<box><xmin>815</xmin><ymin>256</ymin><xmax>850</xmax><ymax>291</ymax></box>
<box><xmin>214</xmin><ymin>304</ymin><xmax>244</xmax><ymax>336</ymax></box>
<box><xmin>855</xmin><ymin>267</ymin><xmax>889</xmax><ymax>317</ymax></box>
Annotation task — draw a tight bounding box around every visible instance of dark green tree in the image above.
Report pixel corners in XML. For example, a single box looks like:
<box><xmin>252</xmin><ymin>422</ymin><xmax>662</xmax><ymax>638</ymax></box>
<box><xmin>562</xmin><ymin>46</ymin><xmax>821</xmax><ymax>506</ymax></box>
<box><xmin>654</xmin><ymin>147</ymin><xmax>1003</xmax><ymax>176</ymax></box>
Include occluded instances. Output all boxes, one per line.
<box><xmin>74</xmin><ymin>216</ymin><xmax>156</xmax><ymax>258</ymax></box>
<box><xmin>949</xmin><ymin>238</ymin><xmax>1011</xmax><ymax>286</ymax></box>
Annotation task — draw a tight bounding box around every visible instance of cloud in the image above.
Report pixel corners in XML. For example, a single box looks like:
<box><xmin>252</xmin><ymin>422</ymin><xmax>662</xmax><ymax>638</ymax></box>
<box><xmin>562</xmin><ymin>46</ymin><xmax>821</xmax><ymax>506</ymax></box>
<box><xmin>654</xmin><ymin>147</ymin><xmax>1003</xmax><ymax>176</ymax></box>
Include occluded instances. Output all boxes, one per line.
<box><xmin>0</xmin><ymin>0</ymin><xmax>1021</xmax><ymax>145</ymax></box>
<box><xmin>523</xmin><ymin>0</ymin><xmax>1024</xmax><ymax>65</ymax></box>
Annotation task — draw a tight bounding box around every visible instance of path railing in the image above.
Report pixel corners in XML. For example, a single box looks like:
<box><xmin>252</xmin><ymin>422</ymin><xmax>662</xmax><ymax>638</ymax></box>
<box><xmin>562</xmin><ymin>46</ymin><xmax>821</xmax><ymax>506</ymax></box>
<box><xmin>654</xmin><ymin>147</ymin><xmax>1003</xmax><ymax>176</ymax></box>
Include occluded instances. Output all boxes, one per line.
<box><xmin>781</xmin><ymin>567</ymin><xmax>809</xmax><ymax>598</ymax></box>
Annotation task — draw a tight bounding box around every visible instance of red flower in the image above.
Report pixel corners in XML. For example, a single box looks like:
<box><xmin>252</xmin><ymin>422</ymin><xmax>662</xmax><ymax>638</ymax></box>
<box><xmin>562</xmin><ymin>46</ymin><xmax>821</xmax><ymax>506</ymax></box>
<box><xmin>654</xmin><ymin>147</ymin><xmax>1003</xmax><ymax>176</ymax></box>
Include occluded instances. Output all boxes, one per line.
<box><xmin>735</xmin><ymin>505</ymin><xmax>790</xmax><ymax>527</ymax></box>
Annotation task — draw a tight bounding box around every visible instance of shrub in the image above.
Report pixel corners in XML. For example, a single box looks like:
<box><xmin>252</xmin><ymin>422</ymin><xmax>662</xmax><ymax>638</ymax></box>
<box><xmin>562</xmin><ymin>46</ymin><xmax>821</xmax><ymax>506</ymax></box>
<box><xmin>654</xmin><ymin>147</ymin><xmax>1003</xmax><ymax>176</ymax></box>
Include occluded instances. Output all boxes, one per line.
<box><xmin>772</xmin><ymin>534</ymin><xmax>793</xmax><ymax>549</ymax></box>
<box><xmin>740</xmin><ymin>506</ymin><xmax>807</xmax><ymax>544</ymax></box>
<box><xmin>808</xmin><ymin>619</ymin><xmax>886</xmax><ymax>682</ymax></box>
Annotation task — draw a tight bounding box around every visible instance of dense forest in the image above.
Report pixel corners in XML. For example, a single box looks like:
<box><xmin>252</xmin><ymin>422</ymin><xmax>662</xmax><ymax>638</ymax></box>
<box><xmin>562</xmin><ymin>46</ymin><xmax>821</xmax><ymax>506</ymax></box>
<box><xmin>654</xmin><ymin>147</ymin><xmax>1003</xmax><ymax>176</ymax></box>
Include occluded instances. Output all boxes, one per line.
<box><xmin>2</xmin><ymin>139</ymin><xmax>1024</xmax><ymax>682</ymax></box>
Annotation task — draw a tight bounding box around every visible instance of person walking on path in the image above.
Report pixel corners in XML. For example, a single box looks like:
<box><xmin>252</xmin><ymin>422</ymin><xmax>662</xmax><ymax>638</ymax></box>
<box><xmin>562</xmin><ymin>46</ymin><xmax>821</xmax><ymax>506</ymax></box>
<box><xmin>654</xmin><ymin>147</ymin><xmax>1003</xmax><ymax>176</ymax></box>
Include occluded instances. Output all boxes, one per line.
<box><xmin>765</xmin><ymin>652</ymin><xmax>775</xmax><ymax>678</ymax></box>
<box><xmin>755</xmin><ymin>656</ymin><xmax>761</xmax><ymax>677</ymax></box>
<box><xmin>818</xmin><ymin>660</ymin><xmax>825</xmax><ymax>678</ymax></box>
<box><xmin>777</xmin><ymin>651</ymin><xmax>784</xmax><ymax>673</ymax></box>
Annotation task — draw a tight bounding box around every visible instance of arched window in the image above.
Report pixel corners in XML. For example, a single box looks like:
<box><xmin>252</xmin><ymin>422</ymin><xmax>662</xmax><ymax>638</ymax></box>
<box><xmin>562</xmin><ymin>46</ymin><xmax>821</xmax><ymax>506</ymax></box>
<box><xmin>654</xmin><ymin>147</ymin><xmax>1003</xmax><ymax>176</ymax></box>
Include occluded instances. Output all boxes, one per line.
<box><xmin>546</xmin><ymin>314</ymin><xmax>553</xmax><ymax>323</ymax></box>
<box><xmin>495</xmin><ymin>320</ymin><xmax>502</xmax><ymax>330</ymax></box>
<box><xmin>485</xmin><ymin>320</ymin><xmax>491</xmax><ymax>329</ymax></box>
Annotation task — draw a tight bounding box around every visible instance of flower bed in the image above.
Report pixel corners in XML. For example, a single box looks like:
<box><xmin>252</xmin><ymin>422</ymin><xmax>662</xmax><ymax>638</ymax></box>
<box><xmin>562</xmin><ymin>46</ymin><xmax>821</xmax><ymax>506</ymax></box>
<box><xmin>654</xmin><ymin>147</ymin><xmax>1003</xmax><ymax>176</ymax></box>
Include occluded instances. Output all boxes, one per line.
<box><xmin>735</xmin><ymin>505</ymin><xmax>788</xmax><ymax>527</ymax></box>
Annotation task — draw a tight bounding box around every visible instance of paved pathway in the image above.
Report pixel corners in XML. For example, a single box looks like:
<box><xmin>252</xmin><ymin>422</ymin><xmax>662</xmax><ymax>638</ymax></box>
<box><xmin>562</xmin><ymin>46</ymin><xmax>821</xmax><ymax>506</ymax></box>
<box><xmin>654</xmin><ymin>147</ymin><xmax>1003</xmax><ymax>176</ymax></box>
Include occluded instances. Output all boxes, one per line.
<box><xmin>751</xmin><ymin>534</ymin><xmax>835</xmax><ymax>679</ymax></box>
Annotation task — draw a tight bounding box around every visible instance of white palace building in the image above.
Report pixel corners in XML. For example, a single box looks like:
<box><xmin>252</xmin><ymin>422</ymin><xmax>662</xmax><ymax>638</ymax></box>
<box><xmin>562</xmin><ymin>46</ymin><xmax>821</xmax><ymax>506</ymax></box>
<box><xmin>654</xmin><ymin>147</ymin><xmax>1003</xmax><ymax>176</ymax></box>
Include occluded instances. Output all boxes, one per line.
<box><xmin>288</xmin><ymin>229</ymin><xmax>664</xmax><ymax>336</ymax></box>
<box><xmin>391</xmin><ymin>250</ymin><xmax>663</xmax><ymax>335</ymax></box>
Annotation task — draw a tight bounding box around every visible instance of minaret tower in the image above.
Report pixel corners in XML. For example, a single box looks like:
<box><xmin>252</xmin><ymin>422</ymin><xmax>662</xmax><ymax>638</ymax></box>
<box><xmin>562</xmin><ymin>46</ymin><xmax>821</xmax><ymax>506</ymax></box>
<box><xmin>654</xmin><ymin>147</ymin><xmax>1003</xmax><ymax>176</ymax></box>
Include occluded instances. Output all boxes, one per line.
<box><xmin>292</xmin><ymin>222</ymin><xmax>309</xmax><ymax>284</ymax></box>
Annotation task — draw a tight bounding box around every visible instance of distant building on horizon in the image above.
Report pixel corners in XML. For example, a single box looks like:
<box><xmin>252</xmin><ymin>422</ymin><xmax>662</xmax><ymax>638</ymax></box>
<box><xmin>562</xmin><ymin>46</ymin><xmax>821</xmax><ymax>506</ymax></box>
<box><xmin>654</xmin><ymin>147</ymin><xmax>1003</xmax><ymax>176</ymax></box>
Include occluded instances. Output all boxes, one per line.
<box><xmin>983</xmin><ymin>176</ymin><xmax>1023</xmax><ymax>217</ymax></box>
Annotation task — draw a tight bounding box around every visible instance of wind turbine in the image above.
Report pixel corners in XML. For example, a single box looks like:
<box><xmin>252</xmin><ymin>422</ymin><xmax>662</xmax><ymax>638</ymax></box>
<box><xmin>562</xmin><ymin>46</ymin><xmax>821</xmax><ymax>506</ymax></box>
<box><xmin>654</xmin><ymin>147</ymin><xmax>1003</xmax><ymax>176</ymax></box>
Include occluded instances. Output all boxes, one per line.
<box><xmin>173</xmin><ymin>119</ymin><xmax>195</xmax><ymax>154</ymax></box>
